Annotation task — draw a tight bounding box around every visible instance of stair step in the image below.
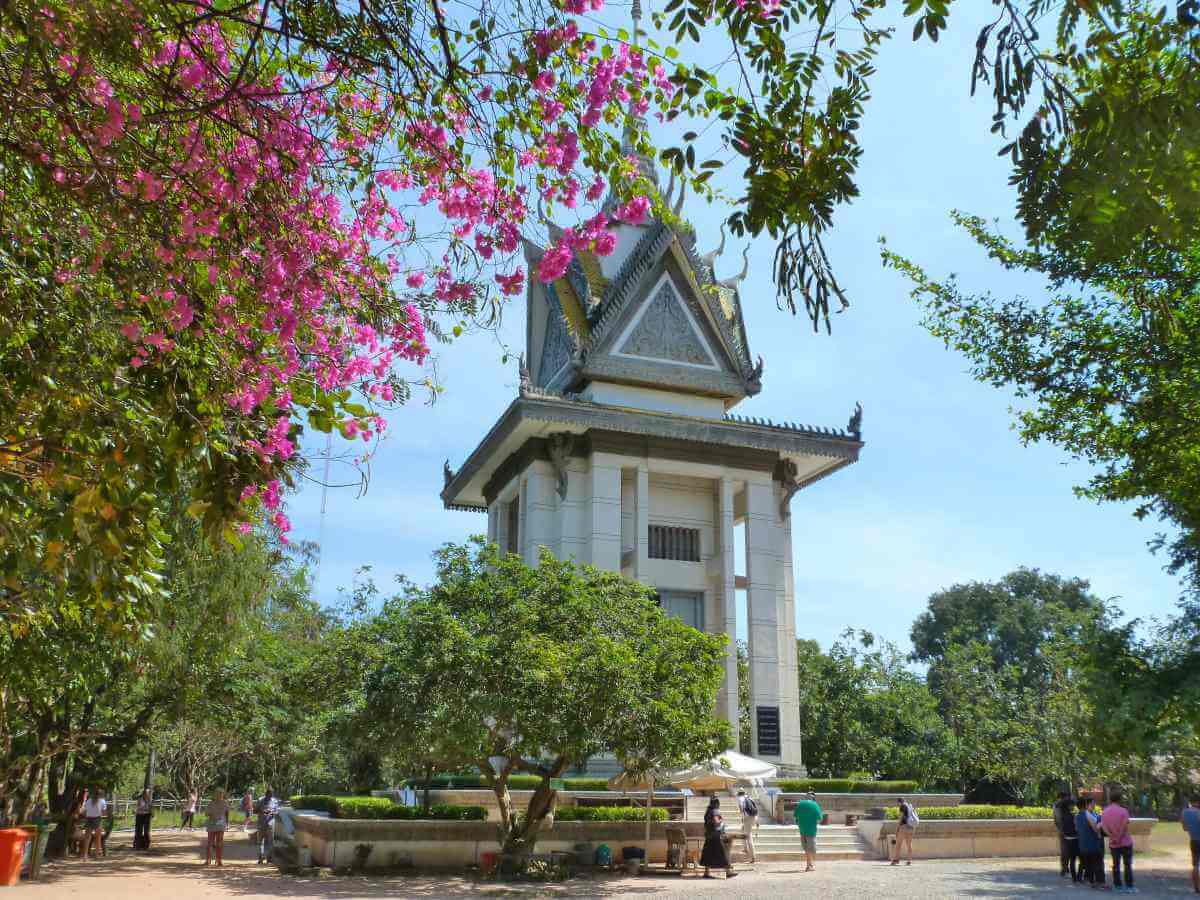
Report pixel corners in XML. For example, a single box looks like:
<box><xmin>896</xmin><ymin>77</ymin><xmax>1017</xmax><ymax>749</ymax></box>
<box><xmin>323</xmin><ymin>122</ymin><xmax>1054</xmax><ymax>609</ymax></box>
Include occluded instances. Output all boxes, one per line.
<box><xmin>753</xmin><ymin>851</ymin><xmax>866</xmax><ymax>861</ymax></box>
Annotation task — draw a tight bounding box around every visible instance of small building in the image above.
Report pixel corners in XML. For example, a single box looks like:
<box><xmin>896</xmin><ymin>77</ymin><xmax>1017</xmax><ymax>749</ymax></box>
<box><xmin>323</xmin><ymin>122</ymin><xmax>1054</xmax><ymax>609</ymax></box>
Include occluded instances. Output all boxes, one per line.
<box><xmin>441</xmin><ymin>160</ymin><xmax>863</xmax><ymax>770</ymax></box>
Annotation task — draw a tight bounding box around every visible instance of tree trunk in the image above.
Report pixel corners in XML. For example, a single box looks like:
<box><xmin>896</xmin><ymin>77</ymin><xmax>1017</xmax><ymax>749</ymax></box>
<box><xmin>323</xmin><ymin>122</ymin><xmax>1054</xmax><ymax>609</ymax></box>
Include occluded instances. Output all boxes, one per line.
<box><xmin>496</xmin><ymin>779</ymin><xmax>558</xmax><ymax>871</ymax></box>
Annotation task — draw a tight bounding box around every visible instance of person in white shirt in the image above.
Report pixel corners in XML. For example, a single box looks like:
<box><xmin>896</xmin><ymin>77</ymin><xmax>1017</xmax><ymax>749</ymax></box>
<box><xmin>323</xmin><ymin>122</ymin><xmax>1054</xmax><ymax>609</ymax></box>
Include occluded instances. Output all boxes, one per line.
<box><xmin>80</xmin><ymin>788</ymin><xmax>107</xmax><ymax>861</ymax></box>
<box><xmin>736</xmin><ymin>789</ymin><xmax>759</xmax><ymax>864</ymax></box>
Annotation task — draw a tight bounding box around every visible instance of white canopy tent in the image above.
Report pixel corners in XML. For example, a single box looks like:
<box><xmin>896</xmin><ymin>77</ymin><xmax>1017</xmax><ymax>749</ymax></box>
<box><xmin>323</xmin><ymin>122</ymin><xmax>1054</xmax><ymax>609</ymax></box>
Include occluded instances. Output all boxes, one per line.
<box><xmin>608</xmin><ymin>750</ymin><xmax>779</xmax><ymax>864</ymax></box>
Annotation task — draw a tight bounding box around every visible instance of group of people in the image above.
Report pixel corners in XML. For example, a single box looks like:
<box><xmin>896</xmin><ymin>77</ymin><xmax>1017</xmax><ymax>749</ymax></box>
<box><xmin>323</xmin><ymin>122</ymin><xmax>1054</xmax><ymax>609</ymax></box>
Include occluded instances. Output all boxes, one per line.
<box><xmin>698</xmin><ymin>790</ymin><xmax>916</xmax><ymax>877</ymax></box>
<box><xmin>71</xmin><ymin>785</ymin><xmax>280</xmax><ymax>867</ymax></box>
<box><xmin>200</xmin><ymin>788</ymin><xmax>279</xmax><ymax>867</ymax></box>
<box><xmin>1054</xmin><ymin>791</ymin><xmax>1139</xmax><ymax>892</ymax></box>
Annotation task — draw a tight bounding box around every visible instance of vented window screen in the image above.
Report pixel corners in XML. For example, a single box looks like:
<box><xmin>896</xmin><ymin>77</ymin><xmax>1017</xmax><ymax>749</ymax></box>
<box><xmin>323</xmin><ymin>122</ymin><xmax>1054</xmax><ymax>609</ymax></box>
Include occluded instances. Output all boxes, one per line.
<box><xmin>648</xmin><ymin>525</ymin><xmax>701</xmax><ymax>561</ymax></box>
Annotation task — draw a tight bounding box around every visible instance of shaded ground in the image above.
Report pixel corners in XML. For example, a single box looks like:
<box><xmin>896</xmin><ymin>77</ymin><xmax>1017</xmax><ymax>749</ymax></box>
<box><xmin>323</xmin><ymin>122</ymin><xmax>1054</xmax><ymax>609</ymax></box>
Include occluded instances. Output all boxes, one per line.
<box><xmin>22</xmin><ymin>827</ymin><xmax>1199</xmax><ymax>898</ymax></box>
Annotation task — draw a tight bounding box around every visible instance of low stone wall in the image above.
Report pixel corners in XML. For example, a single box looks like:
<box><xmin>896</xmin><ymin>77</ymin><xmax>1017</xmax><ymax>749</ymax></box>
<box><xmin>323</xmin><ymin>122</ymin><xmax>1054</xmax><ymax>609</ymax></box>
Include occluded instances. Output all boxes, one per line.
<box><xmin>774</xmin><ymin>793</ymin><xmax>964</xmax><ymax>824</ymax></box>
<box><xmin>857</xmin><ymin>818</ymin><xmax>1156</xmax><ymax>860</ymax></box>
<box><xmin>292</xmin><ymin>815</ymin><xmax>705</xmax><ymax>869</ymax></box>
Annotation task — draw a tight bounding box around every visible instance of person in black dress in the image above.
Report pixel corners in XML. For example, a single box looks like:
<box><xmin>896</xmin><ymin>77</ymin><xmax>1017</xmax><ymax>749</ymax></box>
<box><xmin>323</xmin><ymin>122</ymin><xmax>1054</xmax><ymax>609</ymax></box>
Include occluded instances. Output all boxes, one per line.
<box><xmin>700</xmin><ymin>796</ymin><xmax>737</xmax><ymax>879</ymax></box>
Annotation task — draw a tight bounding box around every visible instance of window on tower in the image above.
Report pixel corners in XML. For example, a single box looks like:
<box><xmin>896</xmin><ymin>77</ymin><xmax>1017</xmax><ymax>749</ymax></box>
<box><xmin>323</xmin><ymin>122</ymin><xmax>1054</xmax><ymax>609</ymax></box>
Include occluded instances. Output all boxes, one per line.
<box><xmin>648</xmin><ymin>524</ymin><xmax>701</xmax><ymax>562</ymax></box>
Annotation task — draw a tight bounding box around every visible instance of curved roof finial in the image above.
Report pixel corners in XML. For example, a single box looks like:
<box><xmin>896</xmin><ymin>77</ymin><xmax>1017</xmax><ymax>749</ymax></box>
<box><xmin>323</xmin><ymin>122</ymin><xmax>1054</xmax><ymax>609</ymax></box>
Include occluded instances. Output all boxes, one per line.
<box><xmin>673</xmin><ymin>177</ymin><xmax>686</xmax><ymax>218</ymax></box>
<box><xmin>717</xmin><ymin>246</ymin><xmax>750</xmax><ymax>288</ymax></box>
<box><xmin>700</xmin><ymin>223</ymin><xmax>726</xmax><ymax>269</ymax></box>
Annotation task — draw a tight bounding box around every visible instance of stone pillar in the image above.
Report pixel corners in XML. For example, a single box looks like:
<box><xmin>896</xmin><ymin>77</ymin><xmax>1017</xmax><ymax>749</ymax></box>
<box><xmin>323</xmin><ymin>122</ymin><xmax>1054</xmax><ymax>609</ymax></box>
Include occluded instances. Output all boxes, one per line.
<box><xmin>634</xmin><ymin>465</ymin><xmax>650</xmax><ymax>581</ymax></box>
<box><xmin>522</xmin><ymin>461</ymin><xmax>557</xmax><ymax>566</ymax></box>
<box><xmin>716</xmin><ymin>476</ymin><xmax>740</xmax><ymax>747</ymax></box>
<box><xmin>777</xmin><ymin>482</ymin><xmax>803</xmax><ymax>767</ymax></box>
<box><xmin>588</xmin><ymin>452</ymin><xmax>623</xmax><ymax>571</ymax></box>
<box><xmin>744</xmin><ymin>476</ymin><xmax>782</xmax><ymax>761</ymax></box>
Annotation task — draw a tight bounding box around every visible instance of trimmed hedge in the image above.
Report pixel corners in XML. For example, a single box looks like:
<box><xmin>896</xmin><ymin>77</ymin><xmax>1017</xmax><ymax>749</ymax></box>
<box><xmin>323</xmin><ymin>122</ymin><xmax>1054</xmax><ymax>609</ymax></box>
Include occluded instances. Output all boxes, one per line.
<box><xmin>554</xmin><ymin>806</ymin><xmax>669</xmax><ymax>822</ymax></box>
<box><xmin>289</xmin><ymin>794</ymin><xmax>338</xmax><ymax>813</ymax></box>
<box><xmin>884</xmin><ymin>804</ymin><xmax>1053</xmax><ymax>821</ymax></box>
<box><xmin>777</xmin><ymin>779</ymin><xmax>920</xmax><ymax>794</ymax></box>
<box><xmin>288</xmin><ymin>795</ymin><xmax>486</xmax><ymax>821</ymax></box>
<box><xmin>402</xmin><ymin>775</ymin><xmax>612</xmax><ymax>792</ymax></box>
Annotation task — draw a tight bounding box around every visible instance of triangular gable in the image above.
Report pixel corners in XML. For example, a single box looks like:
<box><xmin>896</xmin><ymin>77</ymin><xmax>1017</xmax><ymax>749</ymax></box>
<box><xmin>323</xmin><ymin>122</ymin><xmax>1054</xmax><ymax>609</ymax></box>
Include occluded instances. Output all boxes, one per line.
<box><xmin>611</xmin><ymin>274</ymin><xmax>721</xmax><ymax>370</ymax></box>
<box><xmin>585</xmin><ymin>223</ymin><xmax>752</xmax><ymax>380</ymax></box>
<box><xmin>538</xmin><ymin>283</ymin><xmax>575</xmax><ymax>387</ymax></box>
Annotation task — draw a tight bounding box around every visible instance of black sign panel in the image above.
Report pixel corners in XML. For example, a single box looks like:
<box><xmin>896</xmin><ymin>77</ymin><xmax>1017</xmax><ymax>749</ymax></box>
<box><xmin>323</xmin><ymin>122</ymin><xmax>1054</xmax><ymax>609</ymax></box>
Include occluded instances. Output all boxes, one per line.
<box><xmin>756</xmin><ymin>705</ymin><xmax>780</xmax><ymax>757</ymax></box>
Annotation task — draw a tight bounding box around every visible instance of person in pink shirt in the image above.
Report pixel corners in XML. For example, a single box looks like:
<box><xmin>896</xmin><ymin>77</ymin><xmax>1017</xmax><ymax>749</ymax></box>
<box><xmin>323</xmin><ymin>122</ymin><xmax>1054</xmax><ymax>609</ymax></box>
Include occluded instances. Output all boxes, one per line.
<box><xmin>1100</xmin><ymin>791</ymin><xmax>1136</xmax><ymax>893</ymax></box>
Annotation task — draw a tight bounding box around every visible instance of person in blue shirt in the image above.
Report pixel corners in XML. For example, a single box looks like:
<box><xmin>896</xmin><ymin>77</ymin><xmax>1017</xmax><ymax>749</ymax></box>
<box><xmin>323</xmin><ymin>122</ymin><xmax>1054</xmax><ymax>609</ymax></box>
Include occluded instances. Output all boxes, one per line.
<box><xmin>1076</xmin><ymin>796</ymin><xmax>1105</xmax><ymax>888</ymax></box>
<box><xmin>1182</xmin><ymin>795</ymin><xmax>1200</xmax><ymax>895</ymax></box>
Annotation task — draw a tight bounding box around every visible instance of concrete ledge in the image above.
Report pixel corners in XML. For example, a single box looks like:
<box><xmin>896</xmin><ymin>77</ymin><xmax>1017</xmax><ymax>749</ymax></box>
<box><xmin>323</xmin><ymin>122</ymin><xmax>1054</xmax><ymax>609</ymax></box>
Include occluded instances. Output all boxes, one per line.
<box><xmin>857</xmin><ymin>817</ymin><xmax>1155</xmax><ymax>860</ymax></box>
<box><xmin>774</xmin><ymin>793</ymin><xmax>964</xmax><ymax>823</ymax></box>
<box><xmin>292</xmin><ymin>815</ymin><xmax>706</xmax><ymax>869</ymax></box>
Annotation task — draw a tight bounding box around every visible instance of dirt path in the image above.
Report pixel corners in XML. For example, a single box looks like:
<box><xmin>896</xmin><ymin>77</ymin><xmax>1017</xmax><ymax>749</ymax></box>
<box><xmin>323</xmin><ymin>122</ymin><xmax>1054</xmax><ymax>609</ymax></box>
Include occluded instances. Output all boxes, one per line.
<box><xmin>22</xmin><ymin>828</ymin><xmax>1199</xmax><ymax>898</ymax></box>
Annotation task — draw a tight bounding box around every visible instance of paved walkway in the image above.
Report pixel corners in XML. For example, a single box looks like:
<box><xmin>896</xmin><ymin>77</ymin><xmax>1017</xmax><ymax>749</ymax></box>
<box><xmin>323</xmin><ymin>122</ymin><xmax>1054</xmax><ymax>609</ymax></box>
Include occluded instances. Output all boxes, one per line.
<box><xmin>22</xmin><ymin>829</ymin><xmax>1199</xmax><ymax>898</ymax></box>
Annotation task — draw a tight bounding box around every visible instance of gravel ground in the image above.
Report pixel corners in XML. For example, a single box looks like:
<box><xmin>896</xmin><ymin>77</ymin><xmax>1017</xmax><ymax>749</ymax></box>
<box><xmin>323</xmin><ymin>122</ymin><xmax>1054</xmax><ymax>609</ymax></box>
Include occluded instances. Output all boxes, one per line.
<box><xmin>21</xmin><ymin>829</ymin><xmax>1199</xmax><ymax>898</ymax></box>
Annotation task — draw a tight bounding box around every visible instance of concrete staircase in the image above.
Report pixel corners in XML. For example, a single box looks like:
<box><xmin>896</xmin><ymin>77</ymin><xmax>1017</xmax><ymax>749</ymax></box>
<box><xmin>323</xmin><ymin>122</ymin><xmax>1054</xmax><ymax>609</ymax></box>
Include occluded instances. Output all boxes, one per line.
<box><xmin>748</xmin><ymin>824</ymin><xmax>868</xmax><ymax>862</ymax></box>
<box><xmin>685</xmin><ymin>795</ymin><xmax>741</xmax><ymax>828</ymax></box>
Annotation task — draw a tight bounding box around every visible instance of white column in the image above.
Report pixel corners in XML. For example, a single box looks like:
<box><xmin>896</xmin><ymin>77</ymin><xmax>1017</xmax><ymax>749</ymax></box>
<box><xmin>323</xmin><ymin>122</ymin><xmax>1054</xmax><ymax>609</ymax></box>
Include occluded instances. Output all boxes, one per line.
<box><xmin>777</xmin><ymin>483</ymin><xmax>803</xmax><ymax>767</ymax></box>
<box><xmin>634</xmin><ymin>465</ymin><xmax>650</xmax><ymax>581</ymax></box>
<box><xmin>588</xmin><ymin>453</ymin><xmax>623</xmax><ymax>571</ymax></box>
<box><xmin>716</xmin><ymin>476</ymin><xmax>740</xmax><ymax>747</ymax></box>
<box><xmin>744</xmin><ymin>477</ymin><xmax>781</xmax><ymax>761</ymax></box>
<box><xmin>487</xmin><ymin>501</ymin><xmax>499</xmax><ymax>546</ymax></box>
<box><xmin>522</xmin><ymin>461</ymin><xmax>557</xmax><ymax>566</ymax></box>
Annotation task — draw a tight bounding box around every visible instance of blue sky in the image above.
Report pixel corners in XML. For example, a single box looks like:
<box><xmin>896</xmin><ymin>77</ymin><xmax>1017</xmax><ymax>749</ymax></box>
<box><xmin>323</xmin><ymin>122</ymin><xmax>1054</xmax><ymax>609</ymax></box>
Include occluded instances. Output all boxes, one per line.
<box><xmin>285</xmin><ymin>5</ymin><xmax>1186</xmax><ymax>654</ymax></box>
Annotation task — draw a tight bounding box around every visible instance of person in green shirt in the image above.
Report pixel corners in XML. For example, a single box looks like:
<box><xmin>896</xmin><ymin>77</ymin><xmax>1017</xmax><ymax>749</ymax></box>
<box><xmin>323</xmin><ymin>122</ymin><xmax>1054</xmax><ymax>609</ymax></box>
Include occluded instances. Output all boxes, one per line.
<box><xmin>793</xmin><ymin>791</ymin><xmax>823</xmax><ymax>872</ymax></box>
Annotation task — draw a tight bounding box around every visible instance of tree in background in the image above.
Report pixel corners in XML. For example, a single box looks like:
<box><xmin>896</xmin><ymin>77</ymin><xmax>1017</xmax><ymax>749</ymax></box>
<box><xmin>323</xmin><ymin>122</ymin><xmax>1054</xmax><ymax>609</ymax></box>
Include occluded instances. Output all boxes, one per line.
<box><xmin>350</xmin><ymin>541</ymin><xmax>730</xmax><ymax>868</ymax></box>
<box><xmin>796</xmin><ymin>631</ymin><xmax>952</xmax><ymax>788</ymax></box>
<box><xmin>910</xmin><ymin>569</ymin><xmax>1109</xmax><ymax>686</ymax></box>
<box><xmin>882</xmin><ymin>7</ymin><xmax>1200</xmax><ymax>728</ymax></box>
<box><xmin>0</xmin><ymin>500</ymin><xmax>313</xmax><ymax>835</ymax></box>
<box><xmin>911</xmin><ymin>570</ymin><xmax>1144</xmax><ymax>801</ymax></box>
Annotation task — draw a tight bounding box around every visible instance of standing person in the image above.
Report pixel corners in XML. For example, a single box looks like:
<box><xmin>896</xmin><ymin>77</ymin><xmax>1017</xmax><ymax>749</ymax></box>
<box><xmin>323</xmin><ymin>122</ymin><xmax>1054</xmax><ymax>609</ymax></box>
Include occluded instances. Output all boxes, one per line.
<box><xmin>133</xmin><ymin>788</ymin><xmax>153</xmax><ymax>851</ymax></box>
<box><xmin>240</xmin><ymin>789</ymin><xmax>255</xmax><ymax>824</ymax></box>
<box><xmin>1076</xmin><ymin>797</ymin><xmax>1104</xmax><ymax>887</ymax></box>
<box><xmin>700</xmin><ymin>797</ymin><xmax>737</xmax><ymax>879</ymax></box>
<box><xmin>1182</xmin><ymin>795</ymin><xmax>1200</xmax><ymax>895</ymax></box>
<box><xmin>1101</xmin><ymin>791</ymin><xmax>1136</xmax><ymax>893</ymax></box>
<box><xmin>79</xmin><ymin>788</ymin><xmax>106</xmax><ymax>861</ymax></box>
<box><xmin>204</xmin><ymin>789</ymin><xmax>230</xmax><ymax>867</ymax></box>
<box><xmin>891</xmin><ymin>796</ymin><xmax>918</xmax><ymax>866</ymax></box>
<box><xmin>179</xmin><ymin>790</ymin><xmax>198</xmax><ymax>831</ymax></box>
<box><xmin>1057</xmin><ymin>793</ymin><xmax>1081</xmax><ymax>882</ymax></box>
<box><xmin>793</xmin><ymin>791</ymin><xmax>822</xmax><ymax>873</ymax></box>
<box><xmin>736</xmin><ymin>789</ymin><xmax>758</xmax><ymax>865</ymax></box>
<box><xmin>255</xmin><ymin>788</ymin><xmax>279</xmax><ymax>865</ymax></box>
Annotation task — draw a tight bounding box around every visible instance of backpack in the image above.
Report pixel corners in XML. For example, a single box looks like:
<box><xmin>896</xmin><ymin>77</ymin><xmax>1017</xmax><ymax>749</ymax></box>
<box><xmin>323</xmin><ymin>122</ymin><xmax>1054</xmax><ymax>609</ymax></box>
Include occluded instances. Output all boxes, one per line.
<box><xmin>743</xmin><ymin>797</ymin><xmax>758</xmax><ymax>817</ymax></box>
<box><xmin>906</xmin><ymin>804</ymin><xmax>919</xmax><ymax>826</ymax></box>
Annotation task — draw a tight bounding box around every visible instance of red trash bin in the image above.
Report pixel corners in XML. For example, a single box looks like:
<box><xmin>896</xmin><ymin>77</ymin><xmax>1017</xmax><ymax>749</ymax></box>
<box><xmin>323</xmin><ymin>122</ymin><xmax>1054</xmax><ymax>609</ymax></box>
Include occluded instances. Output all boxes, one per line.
<box><xmin>0</xmin><ymin>828</ymin><xmax>30</xmax><ymax>887</ymax></box>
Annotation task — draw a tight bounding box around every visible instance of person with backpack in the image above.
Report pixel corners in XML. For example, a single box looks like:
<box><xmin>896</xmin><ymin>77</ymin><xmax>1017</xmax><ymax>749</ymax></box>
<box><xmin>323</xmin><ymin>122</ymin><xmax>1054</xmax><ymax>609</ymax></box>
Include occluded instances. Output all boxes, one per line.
<box><xmin>736</xmin><ymin>789</ymin><xmax>759</xmax><ymax>864</ymax></box>
<box><xmin>890</xmin><ymin>797</ymin><xmax>918</xmax><ymax>865</ymax></box>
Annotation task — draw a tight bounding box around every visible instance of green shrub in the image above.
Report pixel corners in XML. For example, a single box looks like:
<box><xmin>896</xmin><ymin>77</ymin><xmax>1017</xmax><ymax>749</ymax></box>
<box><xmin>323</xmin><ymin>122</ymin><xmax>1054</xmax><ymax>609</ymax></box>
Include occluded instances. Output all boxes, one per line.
<box><xmin>883</xmin><ymin>804</ymin><xmax>1053</xmax><ymax>820</ymax></box>
<box><xmin>289</xmin><ymin>795</ymin><xmax>339</xmax><ymax>813</ymax></box>
<box><xmin>400</xmin><ymin>775</ymin><xmax>613</xmax><ymax>792</ymax></box>
<box><xmin>562</xmin><ymin>778</ymin><xmax>611</xmax><ymax>792</ymax></box>
<box><xmin>288</xmin><ymin>795</ymin><xmax>486</xmax><ymax>821</ymax></box>
<box><xmin>554</xmin><ymin>806</ymin><xmax>669</xmax><ymax>822</ymax></box>
<box><xmin>336</xmin><ymin>798</ymin><xmax>487</xmax><ymax>821</ymax></box>
<box><xmin>776</xmin><ymin>779</ymin><xmax>920</xmax><ymax>794</ymax></box>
